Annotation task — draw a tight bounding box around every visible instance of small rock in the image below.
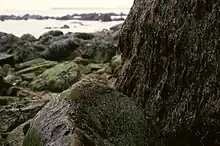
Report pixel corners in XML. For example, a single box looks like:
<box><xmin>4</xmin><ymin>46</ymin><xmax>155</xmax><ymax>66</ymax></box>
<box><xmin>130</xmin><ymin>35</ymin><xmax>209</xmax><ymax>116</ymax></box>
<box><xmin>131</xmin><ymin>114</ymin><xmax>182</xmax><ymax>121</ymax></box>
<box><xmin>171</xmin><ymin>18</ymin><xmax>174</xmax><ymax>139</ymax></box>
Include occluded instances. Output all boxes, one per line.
<box><xmin>60</xmin><ymin>24</ymin><xmax>70</xmax><ymax>29</ymax></box>
<box><xmin>4</xmin><ymin>74</ymin><xmax>22</xmax><ymax>85</ymax></box>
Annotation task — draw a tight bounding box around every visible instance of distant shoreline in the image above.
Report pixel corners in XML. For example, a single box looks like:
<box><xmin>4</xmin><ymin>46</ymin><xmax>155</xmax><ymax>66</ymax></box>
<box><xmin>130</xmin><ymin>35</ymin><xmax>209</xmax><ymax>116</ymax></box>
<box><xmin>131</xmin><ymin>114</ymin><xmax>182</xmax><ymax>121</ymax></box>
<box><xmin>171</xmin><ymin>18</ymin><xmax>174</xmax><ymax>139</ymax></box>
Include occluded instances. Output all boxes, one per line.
<box><xmin>0</xmin><ymin>12</ymin><xmax>127</xmax><ymax>22</ymax></box>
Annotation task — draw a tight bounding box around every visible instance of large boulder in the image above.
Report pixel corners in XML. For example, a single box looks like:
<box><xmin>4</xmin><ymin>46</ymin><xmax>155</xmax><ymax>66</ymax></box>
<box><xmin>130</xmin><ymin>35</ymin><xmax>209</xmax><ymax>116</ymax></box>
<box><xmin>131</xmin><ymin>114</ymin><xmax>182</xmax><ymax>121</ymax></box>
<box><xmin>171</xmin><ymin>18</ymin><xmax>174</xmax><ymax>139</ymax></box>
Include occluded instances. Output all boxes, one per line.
<box><xmin>43</xmin><ymin>38</ymin><xmax>80</xmax><ymax>61</ymax></box>
<box><xmin>116</xmin><ymin>0</ymin><xmax>220</xmax><ymax>145</ymax></box>
<box><xmin>23</xmin><ymin>75</ymin><xmax>146</xmax><ymax>146</ymax></box>
<box><xmin>30</xmin><ymin>61</ymin><xmax>81</xmax><ymax>92</ymax></box>
<box><xmin>82</xmin><ymin>40</ymin><xmax>116</xmax><ymax>63</ymax></box>
<box><xmin>0</xmin><ymin>32</ymin><xmax>20</xmax><ymax>53</ymax></box>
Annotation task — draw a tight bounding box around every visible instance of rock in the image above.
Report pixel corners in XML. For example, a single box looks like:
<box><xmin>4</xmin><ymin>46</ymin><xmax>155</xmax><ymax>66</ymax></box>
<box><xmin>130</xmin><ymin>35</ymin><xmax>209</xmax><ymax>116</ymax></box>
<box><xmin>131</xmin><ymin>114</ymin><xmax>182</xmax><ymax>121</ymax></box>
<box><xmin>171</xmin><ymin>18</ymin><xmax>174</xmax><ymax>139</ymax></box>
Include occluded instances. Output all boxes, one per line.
<box><xmin>0</xmin><ymin>66</ymin><xmax>6</xmax><ymax>77</ymax></box>
<box><xmin>16</xmin><ymin>58</ymin><xmax>57</xmax><ymax>79</ymax></box>
<box><xmin>73</xmin><ymin>57</ymin><xmax>93</xmax><ymax>66</ymax></box>
<box><xmin>6</xmin><ymin>119</ymin><xmax>32</xmax><ymax>146</ymax></box>
<box><xmin>110</xmin><ymin>55</ymin><xmax>121</xmax><ymax>69</ymax></box>
<box><xmin>21</xmin><ymin>73</ymin><xmax>36</xmax><ymax>82</ymax></box>
<box><xmin>100</xmin><ymin>14</ymin><xmax>112</xmax><ymax>22</ymax></box>
<box><xmin>87</xmin><ymin>63</ymin><xmax>103</xmax><ymax>71</ymax></box>
<box><xmin>0</xmin><ymin>96</ymin><xmax>18</xmax><ymax>106</ymax></box>
<box><xmin>23</xmin><ymin>75</ymin><xmax>145</xmax><ymax>146</ymax></box>
<box><xmin>116</xmin><ymin>0</ymin><xmax>220</xmax><ymax>145</ymax></box>
<box><xmin>80</xmin><ymin>13</ymin><xmax>100</xmax><ymax>21</ymax></box>
<box><xmin>12</xmin><ymin>42</ymin><xmax>43</xmax><ymax>63</ymax></box>
<box><xmin>70</xmin><ymin>21</ymin><xmax>84</xmax><ymax>25</ymax></box>
<box><xmin>16</xmin><ymin>58</ymin><xmax>52</xmax><ymax>70</ymax></box>
<box><xmin>39</xmin><ymin>30</ymin><xmax>64</xmax><ymax>40</ymax></box>
<box><xmin>30</xmin><ymin>61</ymin><xmax>82</xmax><ymax>92</ymax></box>
<box><xmin>0</xmin><ymin>99</ymin><xmax>48</xmax><ymax>141</ymax></box>
<box><xmin>73</xmin><ymin>32</ymin><xmax>94</xmax><ymax>40</ymax></box>
<box><xmin>43</xmin><ymin>38</ymin><xmax>80</xmax><ymax>61</ymax></box>
<box><xmin>20</xmin><ymin>34</ymin><xmax>36</xmax><ymax>42</ymax></box>
<box><xmin>0</xmin><ymin>32</ymin><xmax>20</xmax><ymax>53</ymax></box>
<box><xmin>2</xmin><ymin>64</ymin><xmax>13</xmax><ymax>75</ymax></box>
<box><xmin>44</xmin><ymin>27</ymin><xmax>52</xmax><ymax>29</ymax></box>
<box><xmin>95</xmin><ymin>63</ymin><xmax>112</xmax><ymax>75</ymax></box>
<box><xmin>60</xmin><ymin>24</ymin><xmax>70</xmax><ymax>29</ymax></box>
<box><xmin>0</xmin><ymin>53</ymin><xmax>15</xmax><ymax>67</ymax></box>
<box><xmin>112</xmin><ymin>18</ymin><xmax>125</xmax><ymax>21</ymax></box>
<box><xmin>110</xmin><ymin>55</ymin><xmax>122</xmax><ymax>77</ymax></box>
<box><xmin>82</xmin><ymin>40</ymin><xmax>116</xmax><ymax>63</ymax></box>
<box><xmin>110</xmin><ymin>23</ymin><xmax>123</xmax><ymax>32</ymax></box>
<box><xmin>4</xmin><ymin>74</ymin><xmax>22</xmax><ymax>85</ymax></box>
<box><xmin>0</xmin><ymin>76</ymin><xmax>12</xmax><ymax>96</ymax></box>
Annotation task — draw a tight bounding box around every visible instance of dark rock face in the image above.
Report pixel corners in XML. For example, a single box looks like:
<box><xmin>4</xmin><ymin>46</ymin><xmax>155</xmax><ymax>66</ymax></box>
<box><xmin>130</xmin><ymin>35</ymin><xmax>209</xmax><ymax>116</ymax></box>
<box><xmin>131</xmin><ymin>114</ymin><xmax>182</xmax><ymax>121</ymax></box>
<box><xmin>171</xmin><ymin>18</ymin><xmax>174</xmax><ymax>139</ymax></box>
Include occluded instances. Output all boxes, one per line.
<box><xmin>0</xmin><ymin>76</ymin><xmax>12</xmax><ymax>96</ymax></box>
<box><xmin>0</xmin><ymin>53</ymin><xmax>15</xmax><ymax>67</ymax></box>
<box><xmin>116</xmin><ymin>0</ymin><xmax>220</xmax><ymax>145</ymax></box>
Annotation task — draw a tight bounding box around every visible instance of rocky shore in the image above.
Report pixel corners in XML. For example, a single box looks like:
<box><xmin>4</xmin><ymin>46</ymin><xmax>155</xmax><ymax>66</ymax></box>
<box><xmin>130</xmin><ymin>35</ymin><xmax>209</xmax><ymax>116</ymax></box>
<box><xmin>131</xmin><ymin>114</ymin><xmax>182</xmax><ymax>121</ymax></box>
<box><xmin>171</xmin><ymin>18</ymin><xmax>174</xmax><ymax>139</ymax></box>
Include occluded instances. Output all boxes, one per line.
<box><xmin>0</xmin><ymin>23</ymin><xmax>125</xmax><ymax>145</ymax></box>
<box><xmin>0</xmin><ymin>13</ymin><xmax>126</xmax><ymax>22</ymax></box>
<box><xmin>1</xmin><ymin>0</ymin><xmax>219</xmax><ymax>145</ymax></box>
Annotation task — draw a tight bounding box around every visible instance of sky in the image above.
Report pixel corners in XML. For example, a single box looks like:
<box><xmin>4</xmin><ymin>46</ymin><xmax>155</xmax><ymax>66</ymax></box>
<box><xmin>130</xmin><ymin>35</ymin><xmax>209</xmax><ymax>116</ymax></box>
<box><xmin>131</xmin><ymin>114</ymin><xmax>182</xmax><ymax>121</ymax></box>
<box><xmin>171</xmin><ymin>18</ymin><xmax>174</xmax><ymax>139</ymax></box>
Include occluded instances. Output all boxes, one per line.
<box><xmin>0</xmin><ymin>0</ymin><xmax>134</xmax><ymax>10</ymax></box>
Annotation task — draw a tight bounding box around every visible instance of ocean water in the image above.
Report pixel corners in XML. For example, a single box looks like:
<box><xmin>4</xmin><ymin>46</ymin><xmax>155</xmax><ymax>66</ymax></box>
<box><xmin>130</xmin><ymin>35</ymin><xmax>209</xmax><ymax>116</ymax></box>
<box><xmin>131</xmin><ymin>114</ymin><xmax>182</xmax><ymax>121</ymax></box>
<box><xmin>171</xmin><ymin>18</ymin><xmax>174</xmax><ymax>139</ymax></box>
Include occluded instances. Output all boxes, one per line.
<box><xmin>0</xmin><ymin>8</ymin><xmax>130</xmax><ymax>38</ymax></box>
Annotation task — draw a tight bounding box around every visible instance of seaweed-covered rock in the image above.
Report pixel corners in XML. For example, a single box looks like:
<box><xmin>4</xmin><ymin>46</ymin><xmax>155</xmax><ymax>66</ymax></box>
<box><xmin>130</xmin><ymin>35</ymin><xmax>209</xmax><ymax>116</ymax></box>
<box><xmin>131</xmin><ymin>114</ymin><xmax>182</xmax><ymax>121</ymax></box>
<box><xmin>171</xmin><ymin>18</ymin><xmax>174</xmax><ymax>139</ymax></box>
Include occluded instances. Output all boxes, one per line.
<box><xmin>39</xmin><ymin>30</ymin><xmax>64</xmax><ymax>40</ymax></box>
<box><xmin>20</xmin><ymin>34</ymin><xmax>37</xmax><ymax>42</ymax></box>
<box><xmin>0</xmin><ymin>32</ymin><xmax>20</xmax><ymax>53</ymax></box>
<box><xmin>73</xmin><ymin>32</ymin><xmax>94</xmax><ymax>40</ymax></box>
<box><xmin>23</xmin><ymin>75</ymin><xmax>146</xmax><ymax>146</ymax></box>
<box><xmin>116</xmin><ymin>0</ymin><xmax>220</xmax><ymax>145</ymax></box>
<box><xmin>82</xmin><ymin>40</ymin><xmax>116</xmax><ymax>63</ymax></box>
<box><xmin>43</xmin><ymin>38</ymin><xmax>80</xmax><ymax>61</ymax></box>
<box><xmin>30</xmin><ymin>61</ymin><xmax>81</xmax><ymax>92</ymax></box>
<box><xmin>16</xmin><ymin>58</ymin><xmax>57</xmax><ymax>81</ymax></box>
<box><xmin>15</xmin><ymin>41</ymin><xmax>47</xmax><ymax>62</ymax></box>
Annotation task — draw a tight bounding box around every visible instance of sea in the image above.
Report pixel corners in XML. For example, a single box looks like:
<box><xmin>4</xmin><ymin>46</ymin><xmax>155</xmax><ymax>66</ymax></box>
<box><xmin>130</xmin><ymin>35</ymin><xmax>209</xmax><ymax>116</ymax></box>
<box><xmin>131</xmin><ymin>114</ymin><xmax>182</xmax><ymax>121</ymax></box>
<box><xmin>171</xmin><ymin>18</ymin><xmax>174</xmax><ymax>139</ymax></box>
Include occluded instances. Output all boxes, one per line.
<box><xmin>0</xmin><ymin>8</ymin><xmax>130</xmax><ymax>38</ymax></box>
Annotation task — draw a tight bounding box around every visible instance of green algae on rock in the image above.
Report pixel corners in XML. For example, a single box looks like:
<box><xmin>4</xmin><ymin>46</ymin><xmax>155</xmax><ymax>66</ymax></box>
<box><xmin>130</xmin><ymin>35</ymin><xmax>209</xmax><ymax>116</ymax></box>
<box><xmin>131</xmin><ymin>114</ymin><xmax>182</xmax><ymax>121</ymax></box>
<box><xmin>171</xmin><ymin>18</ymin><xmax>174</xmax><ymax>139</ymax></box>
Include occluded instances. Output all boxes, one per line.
<box><xmin>30</xmin><ymin>61</ymin><xmax>81</xmax><ymax>92</ymax></box>
<box><xmin>23</xmin><ymin>75</ymin><xmax>146</xmax><ymax>146</ymax></box>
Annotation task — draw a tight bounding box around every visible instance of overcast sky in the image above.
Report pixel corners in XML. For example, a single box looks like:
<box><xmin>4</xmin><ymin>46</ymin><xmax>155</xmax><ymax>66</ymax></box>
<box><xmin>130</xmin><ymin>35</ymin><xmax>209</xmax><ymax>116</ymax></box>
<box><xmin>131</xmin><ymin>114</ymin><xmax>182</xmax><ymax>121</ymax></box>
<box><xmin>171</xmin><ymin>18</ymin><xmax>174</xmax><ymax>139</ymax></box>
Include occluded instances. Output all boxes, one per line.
<box><xmin>0</xmin><ymin>0</ymin><xmax>134</xmax><ymax>10</ymax></box>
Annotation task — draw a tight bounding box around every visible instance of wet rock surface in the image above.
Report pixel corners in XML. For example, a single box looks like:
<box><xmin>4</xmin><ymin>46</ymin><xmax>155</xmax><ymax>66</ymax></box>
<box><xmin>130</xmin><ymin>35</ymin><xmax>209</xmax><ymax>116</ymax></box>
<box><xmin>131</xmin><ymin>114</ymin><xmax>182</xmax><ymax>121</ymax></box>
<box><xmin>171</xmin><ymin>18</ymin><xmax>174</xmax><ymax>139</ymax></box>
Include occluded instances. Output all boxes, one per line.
<box><xmin>0</xmin><ymin>23</ymin><xmax>124</xmax><ymax>145</ymax></box>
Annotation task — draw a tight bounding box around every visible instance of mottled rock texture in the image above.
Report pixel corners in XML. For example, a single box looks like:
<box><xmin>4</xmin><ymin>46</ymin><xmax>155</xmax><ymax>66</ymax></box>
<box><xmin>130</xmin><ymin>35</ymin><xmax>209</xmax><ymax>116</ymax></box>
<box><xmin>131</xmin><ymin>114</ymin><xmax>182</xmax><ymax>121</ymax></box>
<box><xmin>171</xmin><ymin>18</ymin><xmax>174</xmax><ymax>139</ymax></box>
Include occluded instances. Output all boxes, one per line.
<box><xmin>23</xmin><ymin>75</ymin><xmax>146</xmax><ymax>146</ymax></box>
<box><xmin>116</xmin><ymin>0</ymin><xmax>220</xmax><ymax>145</ymax></box>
